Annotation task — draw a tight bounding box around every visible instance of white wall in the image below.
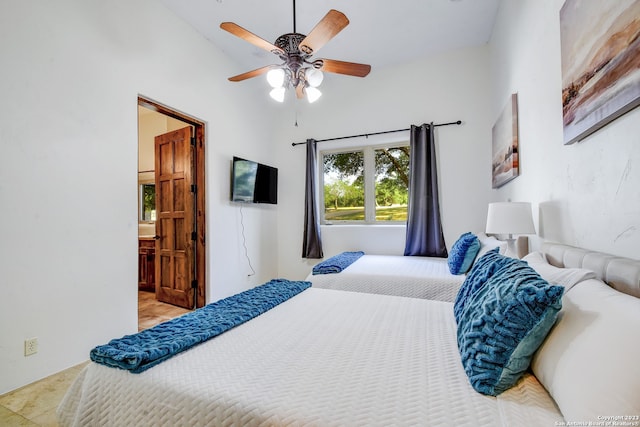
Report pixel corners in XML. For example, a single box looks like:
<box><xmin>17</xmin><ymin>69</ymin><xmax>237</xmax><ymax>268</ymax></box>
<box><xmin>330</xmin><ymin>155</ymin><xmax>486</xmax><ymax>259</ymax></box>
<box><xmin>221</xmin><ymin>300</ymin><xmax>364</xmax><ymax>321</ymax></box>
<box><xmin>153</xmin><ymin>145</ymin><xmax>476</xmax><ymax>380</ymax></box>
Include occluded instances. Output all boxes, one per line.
<box><xmin>0</xmin><ymin>0</ymin><xmax>279</xmax><ymax>394</ymax></box>
<box><xmin>275</xmin><ymin>46</ymin><xmax>494</xmax><ymax>280</ymax></box>
<box><xmin>489</xmin><ymin>0</ymin><xmax>640</xmax><ymax>259</ymax></box>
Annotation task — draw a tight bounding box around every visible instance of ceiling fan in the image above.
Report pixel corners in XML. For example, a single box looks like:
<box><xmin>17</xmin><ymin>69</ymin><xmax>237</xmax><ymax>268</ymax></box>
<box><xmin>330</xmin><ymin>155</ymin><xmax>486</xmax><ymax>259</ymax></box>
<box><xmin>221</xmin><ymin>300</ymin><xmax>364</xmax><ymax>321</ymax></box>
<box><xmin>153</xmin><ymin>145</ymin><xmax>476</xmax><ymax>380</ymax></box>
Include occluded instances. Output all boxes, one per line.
<box><xmin>220</xmin><ymin>0</ymin><xmax>371</xmax><ymax>103</ymax></box>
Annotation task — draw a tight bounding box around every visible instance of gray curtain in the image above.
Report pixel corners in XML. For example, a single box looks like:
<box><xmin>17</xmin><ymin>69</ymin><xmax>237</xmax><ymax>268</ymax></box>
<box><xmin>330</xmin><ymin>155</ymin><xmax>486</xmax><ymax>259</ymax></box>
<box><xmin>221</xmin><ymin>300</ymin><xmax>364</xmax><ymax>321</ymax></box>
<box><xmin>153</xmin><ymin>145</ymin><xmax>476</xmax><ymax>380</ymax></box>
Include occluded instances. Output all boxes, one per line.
<box><xmin>302</xmin><ymin>139</ymin><xmax>324</xmax><ymax>258</ymax></box>
<box><xmin>404</xmin><ymin>124</ymin><xmax>448</xmax><ymax>257</ymax></box>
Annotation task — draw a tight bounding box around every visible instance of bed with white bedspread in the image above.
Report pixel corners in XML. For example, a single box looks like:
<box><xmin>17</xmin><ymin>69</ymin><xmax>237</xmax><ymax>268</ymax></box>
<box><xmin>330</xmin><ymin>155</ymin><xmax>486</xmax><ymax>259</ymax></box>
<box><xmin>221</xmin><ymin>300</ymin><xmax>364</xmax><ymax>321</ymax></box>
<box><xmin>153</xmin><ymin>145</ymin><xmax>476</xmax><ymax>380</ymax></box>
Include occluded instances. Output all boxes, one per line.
<box><xmin>306</xmin><ymin>233</ymin><xmax>508</xmax><ymax>302</ymax></box>
<box><xmin>307</xmin><ymin>254</ymin><xmax>465</xmax><ymax>302</ymax></box>
<box><xmin>58</xmin><ymin>242</ymin><xmax>640</xmax><ymax>426</ymax></box>
<box><xmin>58</xmin><ymin>289</ymin><xmax>561</xmax><ymax>426</ymax></box>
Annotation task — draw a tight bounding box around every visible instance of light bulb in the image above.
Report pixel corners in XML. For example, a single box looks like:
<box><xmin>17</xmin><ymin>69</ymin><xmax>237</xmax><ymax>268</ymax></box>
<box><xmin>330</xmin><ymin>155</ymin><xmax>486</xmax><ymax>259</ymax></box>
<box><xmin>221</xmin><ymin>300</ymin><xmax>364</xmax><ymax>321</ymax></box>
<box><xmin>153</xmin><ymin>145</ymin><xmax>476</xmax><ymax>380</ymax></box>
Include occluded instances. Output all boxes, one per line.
<box><xmin>306</xmin><ymin>86</ymin><xmax>322</xmax><ymax>103</ymax></box>
<box><xmin>306</xmin><ymin>68</ymin><xmax>324</xmax><ymax>87</ymax></box>
<box><xmin>269</xmin><ymin>87</ymin><xmax>286</xmax><ymax>102</ymax></box>
<box><xmin>266</xmin><ymin>68</ymin><xmax>285</xmax><ymax>88</ymax></box>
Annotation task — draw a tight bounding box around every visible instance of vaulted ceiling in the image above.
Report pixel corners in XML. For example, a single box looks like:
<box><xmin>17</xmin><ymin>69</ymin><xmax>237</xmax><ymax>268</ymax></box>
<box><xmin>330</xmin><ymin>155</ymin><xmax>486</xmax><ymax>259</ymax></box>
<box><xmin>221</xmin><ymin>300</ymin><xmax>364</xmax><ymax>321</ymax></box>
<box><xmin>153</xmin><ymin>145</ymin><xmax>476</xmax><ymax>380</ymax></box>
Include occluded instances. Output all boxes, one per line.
<box><xmin>159</xmin><ymin>0</ymin><xmax>500</xmax><ymax>75</ymax></box>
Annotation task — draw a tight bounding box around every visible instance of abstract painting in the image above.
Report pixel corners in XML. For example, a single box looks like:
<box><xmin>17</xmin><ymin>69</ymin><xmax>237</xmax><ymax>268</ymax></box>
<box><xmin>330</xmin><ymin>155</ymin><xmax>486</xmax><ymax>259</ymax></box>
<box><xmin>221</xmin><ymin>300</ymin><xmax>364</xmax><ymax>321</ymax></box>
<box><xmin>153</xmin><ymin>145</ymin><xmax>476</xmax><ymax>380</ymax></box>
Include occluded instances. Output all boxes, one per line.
<box><xmin>560</xmin><ymin>0</ymin><xmax>640</xmax><ymax>144</ymax></box>
<box><xmin>492</xmin><ymin>93</ymin><xmax>519</xmax><ymax>189</ymax></box>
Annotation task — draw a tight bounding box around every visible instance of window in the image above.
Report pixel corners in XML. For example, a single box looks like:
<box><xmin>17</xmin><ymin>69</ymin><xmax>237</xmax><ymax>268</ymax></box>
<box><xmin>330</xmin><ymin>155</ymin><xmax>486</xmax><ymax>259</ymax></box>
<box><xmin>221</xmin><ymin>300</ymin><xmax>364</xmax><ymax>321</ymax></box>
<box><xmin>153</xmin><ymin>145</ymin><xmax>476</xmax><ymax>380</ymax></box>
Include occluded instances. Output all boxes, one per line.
<box><xmin>321</xmin><ymin>143</ymin><xmax>410</xmax><ymax>224</ymax></box>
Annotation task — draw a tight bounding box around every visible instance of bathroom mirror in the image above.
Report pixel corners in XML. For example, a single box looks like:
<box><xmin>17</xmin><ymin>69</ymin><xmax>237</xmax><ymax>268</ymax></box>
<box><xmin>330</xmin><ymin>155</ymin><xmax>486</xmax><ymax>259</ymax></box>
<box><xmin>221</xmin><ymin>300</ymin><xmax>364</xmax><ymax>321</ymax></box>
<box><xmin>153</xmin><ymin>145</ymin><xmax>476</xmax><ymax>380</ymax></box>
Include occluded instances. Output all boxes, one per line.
<box><xmin>139</xmin><ymin>172</ymin><xmax>156</xmax><ymax>223</ymax></box>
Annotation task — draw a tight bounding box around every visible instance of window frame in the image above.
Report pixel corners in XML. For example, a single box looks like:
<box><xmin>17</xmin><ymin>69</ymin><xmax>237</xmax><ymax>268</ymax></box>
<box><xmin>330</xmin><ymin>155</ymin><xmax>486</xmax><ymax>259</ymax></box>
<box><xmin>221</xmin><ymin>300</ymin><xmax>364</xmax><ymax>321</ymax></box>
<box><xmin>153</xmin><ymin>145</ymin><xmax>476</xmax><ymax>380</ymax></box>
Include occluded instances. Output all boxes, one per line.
<box><xmin>319</xmin><ymin>139</ymin><xmax>410</xmax><ymax>225</ymax></box>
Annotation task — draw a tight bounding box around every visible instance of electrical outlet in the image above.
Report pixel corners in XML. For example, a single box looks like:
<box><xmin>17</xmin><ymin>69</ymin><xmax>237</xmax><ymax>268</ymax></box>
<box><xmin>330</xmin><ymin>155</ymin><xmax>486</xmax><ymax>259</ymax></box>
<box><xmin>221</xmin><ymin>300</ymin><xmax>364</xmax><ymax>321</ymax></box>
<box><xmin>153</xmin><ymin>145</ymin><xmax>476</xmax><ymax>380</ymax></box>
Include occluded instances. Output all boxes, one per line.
<box><xmin>24</xmin><ymin>337</ymin><xmax>38</xmax><ymax>356</ymax></box>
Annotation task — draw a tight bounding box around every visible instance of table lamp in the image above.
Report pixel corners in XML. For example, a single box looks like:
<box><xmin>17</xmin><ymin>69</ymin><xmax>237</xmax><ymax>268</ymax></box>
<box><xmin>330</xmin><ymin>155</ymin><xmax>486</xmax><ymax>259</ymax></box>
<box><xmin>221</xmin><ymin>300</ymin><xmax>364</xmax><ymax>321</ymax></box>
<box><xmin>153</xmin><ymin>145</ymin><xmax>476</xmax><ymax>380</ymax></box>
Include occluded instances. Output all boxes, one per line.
<box><xmin>485</xmin><ymin>202</ymin><xmax>535</xmax><ymax>258</ymax></box>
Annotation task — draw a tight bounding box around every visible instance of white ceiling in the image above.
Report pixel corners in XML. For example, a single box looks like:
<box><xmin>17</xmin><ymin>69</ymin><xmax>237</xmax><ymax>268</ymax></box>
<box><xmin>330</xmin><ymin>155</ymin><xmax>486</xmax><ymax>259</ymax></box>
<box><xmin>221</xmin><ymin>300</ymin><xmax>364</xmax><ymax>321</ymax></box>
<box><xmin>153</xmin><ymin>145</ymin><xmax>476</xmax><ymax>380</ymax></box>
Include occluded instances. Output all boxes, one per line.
<box><xmin>159</xmin><ymin>0</ymin><xmax>500</xmax><ymax>76</ymax></box>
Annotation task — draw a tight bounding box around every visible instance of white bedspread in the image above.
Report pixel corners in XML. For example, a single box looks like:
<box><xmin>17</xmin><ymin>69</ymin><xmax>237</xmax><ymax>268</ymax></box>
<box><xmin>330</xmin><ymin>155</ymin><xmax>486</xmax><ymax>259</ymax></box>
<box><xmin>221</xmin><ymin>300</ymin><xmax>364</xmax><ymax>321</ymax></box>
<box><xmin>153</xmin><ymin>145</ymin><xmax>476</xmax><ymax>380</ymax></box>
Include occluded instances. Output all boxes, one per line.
<box><xmin>58</xmin><ymin>288</ymin><xmax>563</xmax><ymax>426</ymax></box>
<box><xmin>307</xmin><ymin>255</ymin><xmax>465</xmax><ymax>302</ymax></box>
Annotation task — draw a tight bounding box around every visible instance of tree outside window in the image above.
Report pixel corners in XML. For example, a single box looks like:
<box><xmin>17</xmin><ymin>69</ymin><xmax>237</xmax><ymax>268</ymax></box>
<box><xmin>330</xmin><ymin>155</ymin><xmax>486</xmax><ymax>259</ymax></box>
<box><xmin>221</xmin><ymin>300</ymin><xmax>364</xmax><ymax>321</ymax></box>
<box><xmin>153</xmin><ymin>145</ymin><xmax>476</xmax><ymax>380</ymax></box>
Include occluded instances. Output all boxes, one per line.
<box><xmin>322</xmin><ymin>144</ymin><xmax>409</xmax><ymax>224</ymax></box>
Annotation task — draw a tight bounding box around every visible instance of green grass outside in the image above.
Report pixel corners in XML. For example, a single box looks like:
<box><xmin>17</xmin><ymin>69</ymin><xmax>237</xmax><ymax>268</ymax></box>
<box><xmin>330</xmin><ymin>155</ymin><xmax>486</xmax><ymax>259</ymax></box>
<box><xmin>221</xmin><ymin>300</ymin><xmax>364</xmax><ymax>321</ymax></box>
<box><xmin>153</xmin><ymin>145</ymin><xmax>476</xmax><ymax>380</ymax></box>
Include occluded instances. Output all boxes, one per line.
<box><xmin>325</xmin><ymin>205</ymin><xmax>407</xmax><ymax>221</ymax></box>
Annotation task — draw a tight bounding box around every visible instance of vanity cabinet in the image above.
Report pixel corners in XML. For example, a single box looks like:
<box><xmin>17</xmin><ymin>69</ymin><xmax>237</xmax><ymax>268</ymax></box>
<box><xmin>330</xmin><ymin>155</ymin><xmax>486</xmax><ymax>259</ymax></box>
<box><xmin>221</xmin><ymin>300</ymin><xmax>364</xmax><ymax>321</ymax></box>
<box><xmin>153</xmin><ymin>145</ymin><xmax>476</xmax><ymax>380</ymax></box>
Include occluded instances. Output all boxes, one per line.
<box><xmin>138</xmin><ymin>238</ymin><xmax>156</xmax><ymax>291</ymax></box>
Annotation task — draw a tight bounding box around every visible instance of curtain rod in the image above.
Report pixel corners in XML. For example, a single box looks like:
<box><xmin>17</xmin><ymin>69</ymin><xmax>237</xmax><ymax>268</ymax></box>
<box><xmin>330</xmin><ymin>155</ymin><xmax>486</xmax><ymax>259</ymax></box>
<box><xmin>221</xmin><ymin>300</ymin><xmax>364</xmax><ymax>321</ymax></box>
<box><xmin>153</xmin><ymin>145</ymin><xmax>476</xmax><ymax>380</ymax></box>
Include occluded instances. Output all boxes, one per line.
<box><xmin>291</xmin><ymin>120</ymin><xmax>462</xmax><ymax>147</ymax></box>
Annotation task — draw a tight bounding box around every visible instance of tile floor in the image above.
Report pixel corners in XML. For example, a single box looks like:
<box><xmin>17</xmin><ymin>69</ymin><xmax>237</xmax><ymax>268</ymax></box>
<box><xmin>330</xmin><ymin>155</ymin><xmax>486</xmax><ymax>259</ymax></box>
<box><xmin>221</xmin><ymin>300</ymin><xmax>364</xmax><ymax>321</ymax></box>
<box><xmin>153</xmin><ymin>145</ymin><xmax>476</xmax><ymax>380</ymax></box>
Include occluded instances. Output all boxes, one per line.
<box><xmin>137</xmin><ymin>290</ymin><xmax>191</xmax><ymax>331</ymax></box>
<box><xmin>0</xmin><ymin>291</ymin><xmax>191</xmax><ymax>426</ymax></box>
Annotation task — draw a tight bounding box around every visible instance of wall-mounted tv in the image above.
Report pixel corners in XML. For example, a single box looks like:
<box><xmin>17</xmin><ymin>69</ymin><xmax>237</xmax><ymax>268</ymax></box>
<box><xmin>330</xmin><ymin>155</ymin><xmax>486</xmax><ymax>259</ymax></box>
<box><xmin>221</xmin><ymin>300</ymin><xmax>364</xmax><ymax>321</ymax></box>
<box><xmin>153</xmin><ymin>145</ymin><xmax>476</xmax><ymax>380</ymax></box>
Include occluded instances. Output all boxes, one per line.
<box><xmin>231</xmin><ymin>156</ymin><xmax>278</xmax><ymax>204</ymax></box>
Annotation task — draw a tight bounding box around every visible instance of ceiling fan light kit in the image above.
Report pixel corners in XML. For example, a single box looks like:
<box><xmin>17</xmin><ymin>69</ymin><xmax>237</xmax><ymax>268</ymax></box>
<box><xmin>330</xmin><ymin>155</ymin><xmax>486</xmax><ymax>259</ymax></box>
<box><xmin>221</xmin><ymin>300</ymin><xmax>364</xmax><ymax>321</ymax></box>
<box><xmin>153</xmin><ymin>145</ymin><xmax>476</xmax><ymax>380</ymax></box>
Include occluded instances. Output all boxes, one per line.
<box><xmin>220</xmin><ymin>0</ymin><xmax>371</xmax><ymax>103</ymax></box>
<box><xmin>269</xmin><ymin>86</ymin><xmax>286</xmax><ymax>103</ymax></box>
<box><xmin>267</xmin><ymin>68</ymin><xmax>285</xmax><ymax>88</ymax></box>
<box><xmin>305</xmin><ymin>86</ymin><xmax>322</xmax><ymax>103</ymax></box>
<box><xmin>304</xmin><ymin>68</ymin><xmax>324</xmax><ymax>87</ymax></box>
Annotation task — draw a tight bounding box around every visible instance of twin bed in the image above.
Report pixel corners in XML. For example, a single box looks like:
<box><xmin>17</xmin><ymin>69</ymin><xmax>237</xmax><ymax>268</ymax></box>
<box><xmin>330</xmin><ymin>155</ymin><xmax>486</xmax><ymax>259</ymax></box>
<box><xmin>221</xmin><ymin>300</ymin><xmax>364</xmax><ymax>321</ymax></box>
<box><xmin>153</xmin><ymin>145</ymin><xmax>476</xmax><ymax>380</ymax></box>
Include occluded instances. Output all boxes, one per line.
<box><xmin>307</xmin><ymin>254</ymin><xmax>465</xmax><ymax>302</ymax></box>
<box><xmin>307</xmin><ymin>233</ymin><xmax>508</xmax><ymax>302</ymax></box>
<box><xmin>58</xmin><ymin>242</ymin><xmax>640</xmax><ymax>426</ymax></box>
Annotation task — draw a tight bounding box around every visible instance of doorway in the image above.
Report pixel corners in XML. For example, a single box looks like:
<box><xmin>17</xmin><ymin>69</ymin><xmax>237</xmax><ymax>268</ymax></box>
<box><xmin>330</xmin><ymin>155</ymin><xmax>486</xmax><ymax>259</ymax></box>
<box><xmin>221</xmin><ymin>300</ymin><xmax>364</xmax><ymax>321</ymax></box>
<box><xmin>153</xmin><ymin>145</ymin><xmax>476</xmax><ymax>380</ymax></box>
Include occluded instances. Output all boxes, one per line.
<box><xmin>137</xmin><ymin>96</ymin><xmax>206</xmax><ymax>311</ymax></box>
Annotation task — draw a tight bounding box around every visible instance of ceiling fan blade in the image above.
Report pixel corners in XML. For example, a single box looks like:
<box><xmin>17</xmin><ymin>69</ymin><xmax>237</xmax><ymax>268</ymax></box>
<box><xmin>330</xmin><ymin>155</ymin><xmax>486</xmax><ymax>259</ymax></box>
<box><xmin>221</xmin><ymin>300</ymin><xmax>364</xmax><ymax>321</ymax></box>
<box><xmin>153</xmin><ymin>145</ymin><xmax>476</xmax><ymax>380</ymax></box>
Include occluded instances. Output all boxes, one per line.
<box><xmin>299</xmin><ymin>10</ymin><xmax>349</xmax><ymax>55</ymax></box>
<box><xmin>318</xmin><ymin>59</ymin><xmax>371</xmax><ymax>77</ymax></box>
<box><xmin>228</xmin><ymin>65</ymin><xmax>274</xmax><ymax>82</ymax></box>
<box><xmin>296</xmin><ymin>83</ymin><xmax>305</xmax><ymax>99</ymax></box>
<box><xmin>220</xmin><ymin>22</ymin><xmax>284</xmax><ymax>55</ymax></box>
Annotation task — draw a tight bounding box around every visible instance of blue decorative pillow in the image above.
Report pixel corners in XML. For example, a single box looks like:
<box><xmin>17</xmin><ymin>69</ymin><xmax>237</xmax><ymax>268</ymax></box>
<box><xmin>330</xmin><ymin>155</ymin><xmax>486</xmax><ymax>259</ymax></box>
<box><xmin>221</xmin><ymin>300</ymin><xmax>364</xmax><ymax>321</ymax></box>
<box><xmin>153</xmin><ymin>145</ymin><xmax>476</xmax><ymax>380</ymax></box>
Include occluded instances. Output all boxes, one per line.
<box><xmin>456</xmin><ymin>259</ymin><xmax>564</xmax><ymax>396</ymax></box>
<box><xmin>448</xmin><ymin>232</ymin><xmax>481</xmax><ymax>275</ymax></box>
<box><xmin>453</xmin><ymin>248</ymin><xmax>515</xmax><ymax>324</ymax></box>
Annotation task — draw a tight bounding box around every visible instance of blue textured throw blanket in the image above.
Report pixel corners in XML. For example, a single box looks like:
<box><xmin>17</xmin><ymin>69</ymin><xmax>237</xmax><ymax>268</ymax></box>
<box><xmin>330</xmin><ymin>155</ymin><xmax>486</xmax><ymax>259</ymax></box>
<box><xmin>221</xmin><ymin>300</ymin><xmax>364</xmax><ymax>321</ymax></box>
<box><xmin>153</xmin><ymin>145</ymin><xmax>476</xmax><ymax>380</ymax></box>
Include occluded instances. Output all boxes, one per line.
<box><xmin>90</xmin><ymin>279</ymin><xmax>311</xmax><ymax>373</ymax></box>
<box><xmin>312</xmin><ymin>251</ymin><xmax>365</xmax><ymax>275</ymax></box>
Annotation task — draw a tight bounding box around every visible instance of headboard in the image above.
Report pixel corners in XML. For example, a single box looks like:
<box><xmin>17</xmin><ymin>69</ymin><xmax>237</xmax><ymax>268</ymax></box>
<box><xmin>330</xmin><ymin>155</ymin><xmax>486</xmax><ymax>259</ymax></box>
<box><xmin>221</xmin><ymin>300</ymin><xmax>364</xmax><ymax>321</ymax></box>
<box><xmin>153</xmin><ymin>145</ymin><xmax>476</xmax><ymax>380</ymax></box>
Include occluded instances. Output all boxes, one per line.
<box><xmin>540</xmin><ymin>242</ymin><xmax>640</xmax><ymax>299</ymax></box>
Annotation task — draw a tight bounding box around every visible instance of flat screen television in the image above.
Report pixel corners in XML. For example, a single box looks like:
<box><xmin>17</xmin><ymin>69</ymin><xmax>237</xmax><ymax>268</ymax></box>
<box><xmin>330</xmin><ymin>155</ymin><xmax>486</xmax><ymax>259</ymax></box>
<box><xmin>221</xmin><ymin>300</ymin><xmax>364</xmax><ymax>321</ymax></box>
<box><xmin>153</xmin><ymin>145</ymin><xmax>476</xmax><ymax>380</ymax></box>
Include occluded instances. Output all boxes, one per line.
<box><xmin>231</xmin><ymin>156</ymin><xmax>278</xmax><ymax>204</ymax></box>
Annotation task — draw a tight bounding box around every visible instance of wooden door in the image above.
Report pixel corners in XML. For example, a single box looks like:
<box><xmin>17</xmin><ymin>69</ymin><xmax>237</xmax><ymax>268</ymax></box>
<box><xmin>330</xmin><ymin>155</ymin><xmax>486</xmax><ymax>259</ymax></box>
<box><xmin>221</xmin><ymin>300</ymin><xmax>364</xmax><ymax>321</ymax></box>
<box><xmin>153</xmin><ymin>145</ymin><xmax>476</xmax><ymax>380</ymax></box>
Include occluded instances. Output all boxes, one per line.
<box><xmin>154</xmin><ymin>126</ymin><xmax>195</xmax><ymax>309</ymax></box>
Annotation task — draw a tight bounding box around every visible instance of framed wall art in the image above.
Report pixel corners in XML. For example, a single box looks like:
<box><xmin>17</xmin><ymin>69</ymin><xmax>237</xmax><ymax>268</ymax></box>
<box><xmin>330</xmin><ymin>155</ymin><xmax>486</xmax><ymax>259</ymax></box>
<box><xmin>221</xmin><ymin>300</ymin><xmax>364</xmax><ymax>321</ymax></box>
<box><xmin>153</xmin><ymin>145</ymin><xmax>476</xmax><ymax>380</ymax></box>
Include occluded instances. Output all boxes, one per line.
<box><xmin>492</xmin><ymin>93</ymin><xmax>519</xmax><ymax>189</ymax></box>
<box><xmin>560</xmin><ymin>0</ymin><xmax>640</xmax><ymax>145</ymax></box>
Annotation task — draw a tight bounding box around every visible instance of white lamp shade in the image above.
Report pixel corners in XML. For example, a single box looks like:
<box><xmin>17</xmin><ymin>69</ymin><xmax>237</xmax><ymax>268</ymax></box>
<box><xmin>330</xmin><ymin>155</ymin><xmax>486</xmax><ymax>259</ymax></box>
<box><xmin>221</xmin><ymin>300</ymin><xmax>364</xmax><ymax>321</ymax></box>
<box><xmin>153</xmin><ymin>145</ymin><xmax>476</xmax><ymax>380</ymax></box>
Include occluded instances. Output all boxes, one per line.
<box><xmin>266</xmin><ymin>68</ymin><xmax>285</xmax><ymax>88</ymax></box>
<box><xmin>485</xmin><ymin>202</ymin><xmax>535</xmax><ymax>235</ymax></box>
<box><xmin>269</xmin><ymin>87</ymin><xmax>286</xmax><ymax>102</ymax></box>
<box><xmin>306</xmin><ymin>86</ymin><xmax>322</xmax><ymax>103</ymax></box>
<box><xmin>306</xmin><ymin>68</ymin><xmax>324</xmax><ymax>87</ymax></box>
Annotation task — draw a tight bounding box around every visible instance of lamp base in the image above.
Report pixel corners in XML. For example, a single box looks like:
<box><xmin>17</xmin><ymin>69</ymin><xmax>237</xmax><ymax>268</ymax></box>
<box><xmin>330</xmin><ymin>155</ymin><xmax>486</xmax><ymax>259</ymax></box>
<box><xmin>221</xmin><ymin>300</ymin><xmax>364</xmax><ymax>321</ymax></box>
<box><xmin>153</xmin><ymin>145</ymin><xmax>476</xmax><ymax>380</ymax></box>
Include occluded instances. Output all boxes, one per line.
<box><xmin>504</xmin><ymin>238</ymin><xmax>518</xmax><ymax>259</ymax></box>
<box><xmin>503</xmin><ymin>236</ymin><xmax>529</xmax><ymax>259</ymax></box>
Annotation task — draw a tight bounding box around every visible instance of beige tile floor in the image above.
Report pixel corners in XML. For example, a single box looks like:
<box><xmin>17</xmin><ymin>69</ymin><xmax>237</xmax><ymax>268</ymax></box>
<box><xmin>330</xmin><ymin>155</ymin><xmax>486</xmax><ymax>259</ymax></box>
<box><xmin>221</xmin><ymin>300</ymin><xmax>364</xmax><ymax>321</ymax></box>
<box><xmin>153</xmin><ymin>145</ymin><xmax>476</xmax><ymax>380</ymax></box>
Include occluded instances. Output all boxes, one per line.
<box><xmin>0</xmin><ymin>362</ymin><xmax>88</xmax><ymax>427</ymax></box>
<box><xmin>0</xmin><ymin>292</ymin><xmax>190</xmax><ymax>426</ymax></box>
<box><xmin>138</xmin><ymin>290</ymin><xmax>191</xmax><ymax>331</ymax></box>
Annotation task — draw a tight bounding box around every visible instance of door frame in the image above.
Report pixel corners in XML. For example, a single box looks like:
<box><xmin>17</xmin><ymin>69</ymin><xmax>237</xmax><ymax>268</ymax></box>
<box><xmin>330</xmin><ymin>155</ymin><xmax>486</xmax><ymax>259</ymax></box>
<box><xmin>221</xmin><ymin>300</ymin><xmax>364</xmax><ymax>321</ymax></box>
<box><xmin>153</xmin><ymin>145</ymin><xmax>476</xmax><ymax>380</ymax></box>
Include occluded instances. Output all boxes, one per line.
<box><xmin>138</xmin><ymin>95</ymin><xmax>206</xmax><ymax>308</ymax></box>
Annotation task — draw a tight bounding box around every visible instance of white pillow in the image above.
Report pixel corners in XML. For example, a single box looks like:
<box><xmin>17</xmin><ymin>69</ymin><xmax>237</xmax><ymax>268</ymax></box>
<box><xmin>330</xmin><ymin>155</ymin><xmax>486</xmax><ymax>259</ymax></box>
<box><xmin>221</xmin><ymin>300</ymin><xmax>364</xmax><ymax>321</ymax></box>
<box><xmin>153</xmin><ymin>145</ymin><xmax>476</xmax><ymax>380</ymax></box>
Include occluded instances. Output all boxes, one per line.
<box><xmin>522</xmin><ymin>251</ymin><xmax>596</xmax><ymax>292</ymax></box>
<box><xmin>474</xmin><ymin>233</ymin><xmax>508</xmax><ymax>261</ymax></box>
<box><xmin>531</xmin><ymin>279</ymin><xmax>640</xmax><ymax>422</ymax></box>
